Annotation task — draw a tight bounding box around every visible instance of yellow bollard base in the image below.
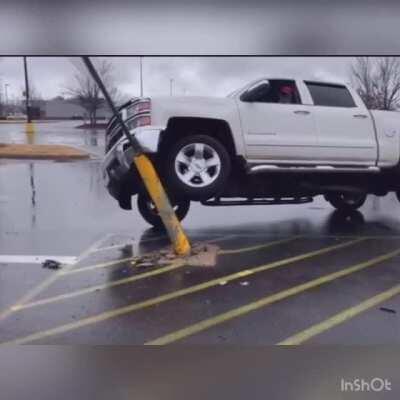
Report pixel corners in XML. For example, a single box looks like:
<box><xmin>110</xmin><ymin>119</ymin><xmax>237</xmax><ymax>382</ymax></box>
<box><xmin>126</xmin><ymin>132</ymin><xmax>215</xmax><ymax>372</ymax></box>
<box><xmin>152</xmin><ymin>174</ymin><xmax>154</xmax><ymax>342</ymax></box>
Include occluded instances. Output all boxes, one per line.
<box><xmin>25</xmin><ymin>122</ymin><xmax>35</xmax><ymax>135</ymax></box>
<box><xmin>134</xmin><ymin>153</ymin><xmax>191</xmax><ymax>256</ymax></box>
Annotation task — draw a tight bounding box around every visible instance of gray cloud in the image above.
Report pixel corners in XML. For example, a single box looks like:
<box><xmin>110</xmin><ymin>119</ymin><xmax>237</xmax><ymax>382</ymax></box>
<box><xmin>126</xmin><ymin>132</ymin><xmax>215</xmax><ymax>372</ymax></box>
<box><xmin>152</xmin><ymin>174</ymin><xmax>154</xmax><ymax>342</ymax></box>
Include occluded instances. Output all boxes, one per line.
<box><xmin>1</xmin><ymin>1</ymin><xmax>400</xmax><ymax>54</ymax></box>
<box><xmin>0</xmin><ymin>57</ymin><xmax>354</xmax><ymax>101</ymax></box>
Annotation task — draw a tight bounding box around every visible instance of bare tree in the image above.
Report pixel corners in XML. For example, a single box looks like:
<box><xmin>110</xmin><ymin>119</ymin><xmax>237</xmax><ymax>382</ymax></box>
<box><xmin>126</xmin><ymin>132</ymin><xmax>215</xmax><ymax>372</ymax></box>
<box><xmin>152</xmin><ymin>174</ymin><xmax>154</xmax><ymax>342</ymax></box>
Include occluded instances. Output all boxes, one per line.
<box><xmin>0</xmin><ymin>85</ymin><xmax>3</xmax><ymax>118</ymax></box>
<box><xmin>351</xmin><ymin>57</ymin><xmax>400</xmax><ymax>110</ymax></box>
<box><xmin>64</xmin><ymin>60</ymin><xmax>118</xmax><ymax>126</ymax></box>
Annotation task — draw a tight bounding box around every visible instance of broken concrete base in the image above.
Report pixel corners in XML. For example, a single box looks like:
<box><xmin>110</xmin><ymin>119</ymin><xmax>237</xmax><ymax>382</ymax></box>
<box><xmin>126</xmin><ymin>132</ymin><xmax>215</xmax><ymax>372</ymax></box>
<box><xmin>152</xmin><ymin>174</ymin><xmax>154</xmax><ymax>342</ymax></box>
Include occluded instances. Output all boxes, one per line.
<box><xmin>132</xmin><ymin>243</ymin><xmax>220</xmax><ymax>268</ymax></box>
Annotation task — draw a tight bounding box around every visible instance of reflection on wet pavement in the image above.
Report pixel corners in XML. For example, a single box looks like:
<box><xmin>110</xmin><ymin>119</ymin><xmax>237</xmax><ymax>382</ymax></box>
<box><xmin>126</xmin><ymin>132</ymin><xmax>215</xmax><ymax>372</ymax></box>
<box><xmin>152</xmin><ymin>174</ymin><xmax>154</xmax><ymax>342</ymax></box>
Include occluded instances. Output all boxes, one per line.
<box><xmin>2</xmin><ymin>152</ymin><xmax>400</xmax><ymax>257</ymax></box>
<box><xmin>0</xmin><ymin>120</ymin><xmax>105</xmax><ymax>156</ymax></box>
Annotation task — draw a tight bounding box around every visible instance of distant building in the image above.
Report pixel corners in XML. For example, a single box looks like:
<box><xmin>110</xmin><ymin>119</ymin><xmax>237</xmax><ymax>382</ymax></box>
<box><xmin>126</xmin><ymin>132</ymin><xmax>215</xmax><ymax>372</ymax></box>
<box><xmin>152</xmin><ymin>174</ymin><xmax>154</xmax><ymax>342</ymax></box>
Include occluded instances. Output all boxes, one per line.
<box><xmin>43</xmin><ymin>97</ymin><xmax>112</xmax><ymax>120</ymax></box>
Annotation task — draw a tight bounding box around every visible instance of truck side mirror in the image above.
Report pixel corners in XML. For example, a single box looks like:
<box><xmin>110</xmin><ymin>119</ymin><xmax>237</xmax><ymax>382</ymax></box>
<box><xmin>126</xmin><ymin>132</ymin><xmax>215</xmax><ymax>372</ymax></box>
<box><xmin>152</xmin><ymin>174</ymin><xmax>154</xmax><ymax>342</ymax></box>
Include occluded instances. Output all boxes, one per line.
<box><xmin>240</xmin><ymin>80</ymin><xmax>270</xmax><ymax>102</ymax></box>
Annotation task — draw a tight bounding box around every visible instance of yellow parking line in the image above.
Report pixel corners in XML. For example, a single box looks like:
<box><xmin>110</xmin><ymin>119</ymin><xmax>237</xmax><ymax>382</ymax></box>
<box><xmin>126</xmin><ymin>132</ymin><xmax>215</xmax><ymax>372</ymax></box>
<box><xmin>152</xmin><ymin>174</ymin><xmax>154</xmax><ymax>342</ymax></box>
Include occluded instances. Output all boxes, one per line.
<box><xmin>219</xmin><ymin>236</ymin><xmax>298</xmax><ymax>255</ymax></box>
<box><xmin>65</xmin><ymin>236</ymin><xmax>296</xmax><ymax>275</ymax></box>
<box><xmin>12</xmin><ymin>237</ymin><xmax>298</xmax><ymax>311</ymax></box>
<box><xmin>11</xmin><ymin>260</ymin><xmax>185</xmax><ymax>311</ymax></box>
<box><xmin>0</xmin><ymin>234</ymin><xmax>113</xmax><ymax>322</ymax></box>
<box><xmin>146</xmin><ymin>247</ymin><xmax>400</xmax><ymax>345</ymax></box>
<box><xmin>63</xmin><ymin>256</ymin><xmax>137</xmax><ymax>275</ymax></box>
<box><xmin>278</xmin><ymin>284</ymin><xmax>400</xmax><ymax>345</ymax></box>
<box><xmin>15</xmin><ymin>238</ymin><xmax>298</xmax><ymax>310</ymax></box>
<box><xmin>0</xmin><ymin>238</ymin><xmax>363</xmax><ymax>345</ymax></box>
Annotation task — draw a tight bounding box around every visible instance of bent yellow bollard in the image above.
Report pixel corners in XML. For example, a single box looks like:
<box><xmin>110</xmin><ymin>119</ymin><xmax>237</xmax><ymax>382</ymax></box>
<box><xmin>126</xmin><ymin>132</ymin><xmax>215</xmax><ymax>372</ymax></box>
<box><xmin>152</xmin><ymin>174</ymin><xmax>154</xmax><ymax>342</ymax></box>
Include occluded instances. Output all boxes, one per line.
<box><xmin>134</xmin><ymin>154</ymin><xmax>191</xmax><ymax>256</ymax></box>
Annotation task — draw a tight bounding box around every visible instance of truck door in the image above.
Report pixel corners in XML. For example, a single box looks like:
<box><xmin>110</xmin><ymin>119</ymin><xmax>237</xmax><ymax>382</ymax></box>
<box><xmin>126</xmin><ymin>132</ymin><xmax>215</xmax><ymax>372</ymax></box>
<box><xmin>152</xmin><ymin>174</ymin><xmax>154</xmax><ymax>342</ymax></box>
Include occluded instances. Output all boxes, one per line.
<box><xmin>237</xmin><ymin>79</ymin><xmax>318</xmax><ymax>163</ymax></box>
<box><xmin>304</xmin><ymin>81</ymin><xmax>377</xmax><ymax>165</ymax></box>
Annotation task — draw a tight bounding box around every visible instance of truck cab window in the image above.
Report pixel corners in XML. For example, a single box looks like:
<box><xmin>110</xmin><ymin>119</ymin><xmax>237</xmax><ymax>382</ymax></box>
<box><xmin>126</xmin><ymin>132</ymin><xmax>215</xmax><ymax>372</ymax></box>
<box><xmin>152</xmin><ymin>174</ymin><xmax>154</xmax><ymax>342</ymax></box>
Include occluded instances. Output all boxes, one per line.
<box><xmin>257</xmin><ymin>80</ymin><xmax>301</xmax><ymax>104</ymax></box>
<box><xmin>305</xmin><ymin>82</ymin><xmax>356</xmax><ymax>108</ymax></box>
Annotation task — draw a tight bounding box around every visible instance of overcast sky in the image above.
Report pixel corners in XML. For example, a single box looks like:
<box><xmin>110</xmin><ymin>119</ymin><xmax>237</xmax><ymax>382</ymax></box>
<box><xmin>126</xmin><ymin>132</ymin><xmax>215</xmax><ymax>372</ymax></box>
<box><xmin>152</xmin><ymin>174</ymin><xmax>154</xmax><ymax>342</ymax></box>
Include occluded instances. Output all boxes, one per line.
<box><xmin>0</xmin><ymin>57</ymin><xmax>355</xmax><ymax>101</ymax></box>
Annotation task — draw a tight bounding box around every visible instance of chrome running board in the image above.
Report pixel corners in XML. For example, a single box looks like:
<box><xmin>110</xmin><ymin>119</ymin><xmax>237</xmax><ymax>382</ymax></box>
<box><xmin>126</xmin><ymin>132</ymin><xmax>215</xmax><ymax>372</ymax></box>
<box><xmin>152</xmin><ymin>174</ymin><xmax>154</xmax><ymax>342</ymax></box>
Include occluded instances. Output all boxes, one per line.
<box><xmin>248</xmin><ymin>164</ymin><xmax>380</xmax><ymax>174</ymax></box>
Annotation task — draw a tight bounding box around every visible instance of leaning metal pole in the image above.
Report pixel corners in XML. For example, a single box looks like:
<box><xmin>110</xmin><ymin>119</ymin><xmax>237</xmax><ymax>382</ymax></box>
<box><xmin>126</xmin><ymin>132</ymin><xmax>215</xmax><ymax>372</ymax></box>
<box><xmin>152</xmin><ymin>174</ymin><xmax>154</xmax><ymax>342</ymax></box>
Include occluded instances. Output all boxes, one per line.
<box><xmin>23</xmin><ymin>56</ymin><xmax>35</xmax><ymax>134</ymax></box>
<box><xmin>81</xmin><ymin>57</ymin><xmax>191</xmax><ymax>256</ymax></box>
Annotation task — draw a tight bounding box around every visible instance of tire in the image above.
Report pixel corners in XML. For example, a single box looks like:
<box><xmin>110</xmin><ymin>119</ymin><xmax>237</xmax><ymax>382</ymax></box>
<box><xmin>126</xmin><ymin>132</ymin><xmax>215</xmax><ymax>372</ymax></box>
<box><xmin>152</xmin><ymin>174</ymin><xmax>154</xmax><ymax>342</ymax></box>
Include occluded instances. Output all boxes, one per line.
<box><xmin>137</xmin><ymin>193</ymin><xmax>190</xmax><ymax>228</ymax></box>
<box><xmin>162</xmin><ymin>134</ymin><xmax>231</xmax><ymax>200</ymax></box>
<box><xmin>324</xmin><ymin>192</ymin><xmax>367</xmax><ymax>211</ymax></box>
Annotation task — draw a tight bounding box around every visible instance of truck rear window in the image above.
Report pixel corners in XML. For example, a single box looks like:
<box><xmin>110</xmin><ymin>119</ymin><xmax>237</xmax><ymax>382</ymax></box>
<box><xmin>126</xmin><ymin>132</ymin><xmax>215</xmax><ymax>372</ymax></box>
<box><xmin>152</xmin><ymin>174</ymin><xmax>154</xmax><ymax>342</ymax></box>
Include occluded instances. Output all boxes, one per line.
<box><xmin>305</xmin><ymin>82</ymin><xmax>356</xmax><ymax>108</ymax></box>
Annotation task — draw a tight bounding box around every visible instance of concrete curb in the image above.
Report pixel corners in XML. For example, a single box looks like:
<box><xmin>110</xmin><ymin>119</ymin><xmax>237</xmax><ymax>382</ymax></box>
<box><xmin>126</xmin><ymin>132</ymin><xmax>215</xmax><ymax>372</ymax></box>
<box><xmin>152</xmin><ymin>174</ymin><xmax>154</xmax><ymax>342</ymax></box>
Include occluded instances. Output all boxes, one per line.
<box><xmin>0</xmin><ymin>143</ymin><xmax>90</xmax><ymax>160</ymax></box>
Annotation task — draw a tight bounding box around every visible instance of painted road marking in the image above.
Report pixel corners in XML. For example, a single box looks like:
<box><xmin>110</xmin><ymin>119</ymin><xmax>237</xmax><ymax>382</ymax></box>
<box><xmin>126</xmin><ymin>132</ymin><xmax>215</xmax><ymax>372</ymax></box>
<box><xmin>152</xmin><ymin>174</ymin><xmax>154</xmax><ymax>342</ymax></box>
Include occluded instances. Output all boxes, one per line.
<box><xmin>13</xmin><ymin>237</ymin><xmax>298</xmax><ymax>310</ymax></box>
<box><xmin>0</xmin><ymin>234</ymin><xmax>113</xmax><ymax>322</ymax></box>
<box><xmin>62</xmin><ymin>256</ymin><xmax>138</xmax><ymax>275</ymax></box>
<box><xmin>62</xmin><ymin>237</ymin><xmax>297</xmax><ymax>275</ymax></box>
<box><xmin>0</xmin><ymin>255</ymin><xmax>77</xmax><ymax>265</ymax></box>
<box><xmin>278</xmin><ymin>284</ymin><xmax>400</xmax><ymax>345</ymax></box>
<box><xmin>75</xmin><ymin>234</ymin><xmax>115</xmax><ymax>263</ymax></box>
<box><xmin>145</xmin><ymin>248</ymin><xmax>400</xmax><ymax>345</ymax></box>
<box><xmin>0</xmin><ymin>238</ymin><xmax>363</xmax><ymax>345</ymax></box>
<box><xmin>219</xmin><ymin>236</ymin><xmax>300</xmax><ymax>255</ymax></box>
<box><xmin>86</xmin><ymin>233</ymin><xmax>231</xmax><ymax>254</ymax></box>
<box><xmin>87</xmin><ymin>242</ymin><xmax>137</xmax><ymax>254</ymax></box>
<box><xmin>12</xmin><ymin>260</ymin><xmax>184</xmax><ymax>311</ymax></box>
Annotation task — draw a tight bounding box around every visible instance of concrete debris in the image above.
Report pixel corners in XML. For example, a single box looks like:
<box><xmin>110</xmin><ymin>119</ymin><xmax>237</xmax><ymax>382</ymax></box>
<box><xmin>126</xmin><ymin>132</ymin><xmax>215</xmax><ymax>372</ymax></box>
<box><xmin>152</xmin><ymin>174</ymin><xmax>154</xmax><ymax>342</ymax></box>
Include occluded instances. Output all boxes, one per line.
<box><xmin>131</xmin><ymin>242</ymin><xmax>220</xmax><ymax>269</ymax></box>
<box><xmin>380</xmin><ymin>307</ymin><xmax>396</xmax><ymax>314</ymax></box>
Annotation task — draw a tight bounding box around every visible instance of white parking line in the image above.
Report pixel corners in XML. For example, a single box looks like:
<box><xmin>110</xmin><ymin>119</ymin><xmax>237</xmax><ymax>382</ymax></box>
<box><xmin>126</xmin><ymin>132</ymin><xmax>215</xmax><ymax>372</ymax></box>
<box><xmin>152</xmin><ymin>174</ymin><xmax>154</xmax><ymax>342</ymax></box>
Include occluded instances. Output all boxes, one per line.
<box><xmin>0</xmin><ymin>255</ymin><xmax>77</xmax><ymax>265</ymax></box>
<box><xmin>0</xmin><ymin>233</ymin><xmax>113</xmax><ymax>322</ymax></box>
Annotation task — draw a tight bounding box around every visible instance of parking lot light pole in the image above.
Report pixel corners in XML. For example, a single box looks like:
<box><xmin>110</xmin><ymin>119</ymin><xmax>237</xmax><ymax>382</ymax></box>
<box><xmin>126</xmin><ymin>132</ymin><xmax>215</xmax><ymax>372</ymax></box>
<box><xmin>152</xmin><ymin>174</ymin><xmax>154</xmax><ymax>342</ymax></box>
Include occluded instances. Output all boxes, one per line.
<box><xmin>5</xmin><ymin>84</ymin><xmax>9</xmax><ymax>106</ymax></box>
<box><xmin>23</xmin><ymin>56</ymin><xmax>35</xmax><ymax>135</ymax></box>
<box><xmin>139</xmin><ymin>57</ymin><xmax>143</xmax><ymax>97</ymax></box>
<box><xmin>81</xmin><ymin>57</ymin><xmax>191</xmax><ymax>256</ymax></box>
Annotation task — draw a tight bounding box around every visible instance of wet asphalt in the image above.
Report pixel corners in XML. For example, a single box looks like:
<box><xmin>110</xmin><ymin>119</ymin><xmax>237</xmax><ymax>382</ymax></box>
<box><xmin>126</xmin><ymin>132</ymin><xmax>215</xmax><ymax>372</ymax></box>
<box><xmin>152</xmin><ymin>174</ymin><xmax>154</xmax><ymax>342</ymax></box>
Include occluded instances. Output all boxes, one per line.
<box><xmin>1</xmin><ymin>121</ymin><xmax>400</xmax><ymax>345</ymax></box>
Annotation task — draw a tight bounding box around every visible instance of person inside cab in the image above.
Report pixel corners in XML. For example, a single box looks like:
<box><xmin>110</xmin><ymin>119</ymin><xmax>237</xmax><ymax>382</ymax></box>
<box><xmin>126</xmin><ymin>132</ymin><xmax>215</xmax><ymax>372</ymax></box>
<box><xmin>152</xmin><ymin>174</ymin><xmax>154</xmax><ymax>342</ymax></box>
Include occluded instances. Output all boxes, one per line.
<box><xmin>278</xmin><ymin>84</ymin><xmax>296</xmax><ymax>104</ymax></box>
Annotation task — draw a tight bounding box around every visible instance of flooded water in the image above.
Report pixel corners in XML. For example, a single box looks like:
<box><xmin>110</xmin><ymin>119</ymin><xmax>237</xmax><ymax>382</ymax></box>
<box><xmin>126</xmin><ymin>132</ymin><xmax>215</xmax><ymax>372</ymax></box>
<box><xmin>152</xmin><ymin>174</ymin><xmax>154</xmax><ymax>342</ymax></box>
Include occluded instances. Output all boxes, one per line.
<box><xmin>0</xmin><ymin>120</ymin><xmax>105</xmax><ymax>156</ymax></box>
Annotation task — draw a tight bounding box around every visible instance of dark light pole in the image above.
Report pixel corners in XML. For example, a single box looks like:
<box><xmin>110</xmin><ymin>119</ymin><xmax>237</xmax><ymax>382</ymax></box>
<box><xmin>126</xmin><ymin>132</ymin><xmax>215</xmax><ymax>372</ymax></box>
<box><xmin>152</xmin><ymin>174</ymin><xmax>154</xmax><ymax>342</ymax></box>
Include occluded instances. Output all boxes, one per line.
<box><xmin>23</xmin><ymin>56</ymin><xmax>31</xmax><ymax>123</ymax></box>
<box><xmin>139</xmin><ymin>57</ymin><xmax>143</xmax><ymax>97</ymax></box>
<box><xmin>81</xmin><ymin>56</ymin><xmax>190</xmax><ymax>255</ymax></box>
<box><xmin>4</xmin><ymin>84</ymin><xmax>9</xmax><ymax>106</ymax></box>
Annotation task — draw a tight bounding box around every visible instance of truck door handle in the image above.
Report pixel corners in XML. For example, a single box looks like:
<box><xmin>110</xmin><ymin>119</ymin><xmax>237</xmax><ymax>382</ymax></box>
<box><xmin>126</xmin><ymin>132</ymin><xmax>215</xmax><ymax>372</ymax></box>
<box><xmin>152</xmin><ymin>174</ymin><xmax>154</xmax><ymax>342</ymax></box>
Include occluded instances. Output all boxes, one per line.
<box><xmin>294</xmin><ymin>110</ymin><xmax>310</xmax><ymax>115</ymax></box>
<box><xmin>353</xmin><ymin>114</ymin><xmax>368</xmax><ymax>119</ymax></box>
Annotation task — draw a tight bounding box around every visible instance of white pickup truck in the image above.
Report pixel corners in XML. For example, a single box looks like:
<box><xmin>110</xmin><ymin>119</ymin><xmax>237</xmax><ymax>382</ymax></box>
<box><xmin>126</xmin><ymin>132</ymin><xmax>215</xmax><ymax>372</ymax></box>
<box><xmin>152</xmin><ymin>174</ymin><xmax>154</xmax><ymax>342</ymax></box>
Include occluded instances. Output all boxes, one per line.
<box><xmin>102</xmin><ymin>77</ymin><xmax>400</xmax><ymax>227</ymax></box>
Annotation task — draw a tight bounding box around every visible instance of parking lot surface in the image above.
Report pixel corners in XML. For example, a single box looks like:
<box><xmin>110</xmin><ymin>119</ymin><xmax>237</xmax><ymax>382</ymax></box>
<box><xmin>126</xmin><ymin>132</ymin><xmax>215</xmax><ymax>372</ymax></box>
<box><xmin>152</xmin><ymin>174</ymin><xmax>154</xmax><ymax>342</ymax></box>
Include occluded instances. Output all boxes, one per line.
<box><xmin>1</xmin><ymin>123</ymin><xmax>400</xmax><ymax>345</ymax></box>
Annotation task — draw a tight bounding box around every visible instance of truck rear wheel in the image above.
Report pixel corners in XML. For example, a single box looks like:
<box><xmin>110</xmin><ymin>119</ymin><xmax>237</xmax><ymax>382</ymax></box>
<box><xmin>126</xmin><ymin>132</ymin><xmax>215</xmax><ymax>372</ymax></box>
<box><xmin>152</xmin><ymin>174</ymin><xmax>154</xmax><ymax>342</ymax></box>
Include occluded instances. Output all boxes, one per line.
<box><xmin>324</xmin><ymin>193</ymin><xmax>367</xmax><ymax>211</ymax></box>
<box><xmin>163</xmin><ymin>134</ymin><xmax>231</xmax><ymax>200</ymax></box>
<box><xmin>137</xmin><ymin>193</ymin><xmax>190</xmax><ymax>229</ymax></box>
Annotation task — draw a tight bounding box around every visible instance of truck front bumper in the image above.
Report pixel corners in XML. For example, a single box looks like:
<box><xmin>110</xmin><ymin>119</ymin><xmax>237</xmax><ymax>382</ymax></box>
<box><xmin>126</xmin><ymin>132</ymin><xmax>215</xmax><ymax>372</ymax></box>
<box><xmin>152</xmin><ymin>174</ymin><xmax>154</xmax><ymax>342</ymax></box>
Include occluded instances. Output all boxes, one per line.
<box><xmin>101</xmin><ymin>126</ymin><xmax>163</xmax><ymax>206</ymax></box>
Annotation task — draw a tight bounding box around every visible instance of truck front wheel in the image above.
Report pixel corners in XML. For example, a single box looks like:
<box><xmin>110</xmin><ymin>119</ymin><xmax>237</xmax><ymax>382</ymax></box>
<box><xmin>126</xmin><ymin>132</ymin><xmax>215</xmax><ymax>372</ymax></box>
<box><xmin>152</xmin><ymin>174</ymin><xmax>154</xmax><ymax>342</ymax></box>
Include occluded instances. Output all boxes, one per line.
<box><xmin>163</xmin><ymin>134</ymin><xmax>231</xmax><ymax>200</ymax></box>
<box><xmin>324</xmin><ymin>193</ymin><xmax>367</xmax><ymax>212</ymax></box>
<box><xmin>137</xmin><ymin>193</ymin><xmax>190</xmax><ymax>229</ymax></box>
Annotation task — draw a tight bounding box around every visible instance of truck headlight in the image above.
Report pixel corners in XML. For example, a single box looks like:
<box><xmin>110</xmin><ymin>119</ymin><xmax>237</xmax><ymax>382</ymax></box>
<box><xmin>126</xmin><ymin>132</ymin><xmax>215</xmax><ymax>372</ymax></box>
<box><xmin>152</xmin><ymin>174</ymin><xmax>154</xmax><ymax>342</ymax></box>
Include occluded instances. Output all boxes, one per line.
<box><xmin>127</xmin><ymin>115</ymin><xmax>151</xmax><ymax>130</ymax></box>
<box><xmin>127</xmin><ymin>100</ymin><xmax>151</xmax><ymax>117</ymax></box>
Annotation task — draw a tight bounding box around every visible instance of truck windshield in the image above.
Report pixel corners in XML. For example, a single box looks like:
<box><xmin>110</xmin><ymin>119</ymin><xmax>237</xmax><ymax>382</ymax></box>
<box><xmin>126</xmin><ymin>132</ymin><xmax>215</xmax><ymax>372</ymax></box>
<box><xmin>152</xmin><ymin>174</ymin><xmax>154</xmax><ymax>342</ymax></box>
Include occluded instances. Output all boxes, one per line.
<box><xmin>227</xmin><ymin>82</ymin><xmax>251</xmax><ymax>98</ymax></box>
<box><xmin>227</xmin><ymin>79</ymin><xmax>265</xmax><ymax>98</ymax></box>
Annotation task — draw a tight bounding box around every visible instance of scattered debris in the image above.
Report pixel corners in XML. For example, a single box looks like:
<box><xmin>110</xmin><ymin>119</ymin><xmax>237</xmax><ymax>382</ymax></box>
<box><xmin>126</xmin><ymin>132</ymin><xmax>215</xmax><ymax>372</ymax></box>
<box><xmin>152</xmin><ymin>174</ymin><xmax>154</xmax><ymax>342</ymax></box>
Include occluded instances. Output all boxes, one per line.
<box><xmin>240</xmin><ymin>281</ymin><xmax>250</xmax><ymax>286</ymax></box>
<box><xmin>135</xmin><ymin>261</ymin><xmax>154</xmax><ymax>269</ymax></box>
<box><xmin>130</xmin><ymin>242</ymin><xmax>220</xmax><ymax>269</ymax></box>
<box><xmin>42</xmin><ymin>259</ymin><xmax>62</xmax><ymax>270</ymax></box>
<box><xmin>186</xmin><ymin>243</ymin><xmax>219</xmax><ymax>267</ymax></box>
<box><xmin>380</xmin><ymin>307</ymin><xmax>397</xmax><ymax>314</ymax></box>
<box><xmin>219</xmin><ymin>280</ymin><xmax>227</xmax><ymax>286</ymax></box>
